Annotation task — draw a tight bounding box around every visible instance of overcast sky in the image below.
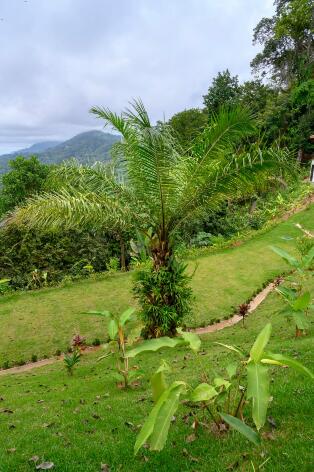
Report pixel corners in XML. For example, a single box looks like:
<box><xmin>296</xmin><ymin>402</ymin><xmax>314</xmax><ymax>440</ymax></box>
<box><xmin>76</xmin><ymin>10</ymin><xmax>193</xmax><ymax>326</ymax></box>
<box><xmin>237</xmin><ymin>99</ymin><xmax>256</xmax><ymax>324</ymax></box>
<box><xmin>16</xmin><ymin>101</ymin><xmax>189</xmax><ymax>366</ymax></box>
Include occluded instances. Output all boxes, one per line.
<box><xmin>0</xmin><ymin>0</ymin><xmax>274</xmax><ymax>154</ymax></box>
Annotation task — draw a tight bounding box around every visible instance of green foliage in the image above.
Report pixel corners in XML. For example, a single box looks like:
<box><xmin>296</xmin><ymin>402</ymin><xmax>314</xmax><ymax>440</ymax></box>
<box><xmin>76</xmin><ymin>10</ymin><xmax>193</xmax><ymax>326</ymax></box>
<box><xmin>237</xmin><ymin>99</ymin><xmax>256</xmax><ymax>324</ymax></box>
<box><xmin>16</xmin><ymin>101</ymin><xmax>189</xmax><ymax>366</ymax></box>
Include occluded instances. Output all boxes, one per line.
<box><xmin>168</xmin><ymin>108</ymin><xmax>207</xmax><ymax>149</ymax></box>
<box><xmin>251</xmin><ymin>0</ymin><xmax>313</xmax><ymax>85</ymax></box>
<box><xmin>135</xmin><ymin>322</ymin><xmax>313</xmax><ymax>453</ymax></box>
<box><xmin>203</xmin><ymin>69</ymin><xmax>240</xmax><ymax>113</ymax></box>
<box><xmin>133</xmin><ymin>258</ymin><xmax>193</xmax><ymax>337</ymax></box>
<box><xmin>276</xmin><ymin>286</ymin><xmax>313</xmax><ymax>332</ymax></box>
<box><xmin>64</xmin><ymin>349</ymin><xmax>81</xmax><ymax>376</ymax></box>
<box><xmin>0</xmin><ymin>156</ymin><xmax>50</xmax><ymax>214</ymax></box>
<box><xmin>0</xmin><ymin>278</ymin><xmax>11</xmax><ymax>295</ymax></box>
<box><xmin>107</xmin><ymin>256</ymin><xmax>120</xmax><ymax>271</ymax></box>
<box><xmin>296</xmin><ymin>234</ymin><xmax>314</xmax><ymax>257</ymax></box>
<box><xmin>270</xmin><ymin>243</ymin><xmax>314</xmax><ymax>274</ymax></box>
<box><xmin>126</xmin><ymin>329</ymin><xmax>201</xmax><ymax>358</ymax></box>
<box><xmin>88</xmin><ymin>307</ymin><xmax>138</xmax><ymax>388</ymax></box>
<box><xmin>0</xmin><ymin>225</ymin><xmax>121</xmax><ymax>290</ymax></box>
<box><xmin>219</xmin><ymin>413</ymin><xmax>261</xmax><ymax>446</ymax></box>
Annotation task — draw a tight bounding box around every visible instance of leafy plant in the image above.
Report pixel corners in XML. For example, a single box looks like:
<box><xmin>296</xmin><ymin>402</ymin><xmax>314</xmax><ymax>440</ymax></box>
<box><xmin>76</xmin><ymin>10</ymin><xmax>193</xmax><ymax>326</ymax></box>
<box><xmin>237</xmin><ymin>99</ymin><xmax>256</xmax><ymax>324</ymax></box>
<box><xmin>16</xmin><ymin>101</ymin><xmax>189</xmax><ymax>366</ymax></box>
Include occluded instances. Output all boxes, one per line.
<box><xmin>133</xmin><ymin>258</ymin><xmax>193</xmax><ymax>337</ymax></box>
<box><xmin>270</xmin><ymin>244</ymin><xmax>314</xmax><ymax>276</ymax></box>
<box><xmin>135</xmin><ymin>323</ymin><xmax>313</xmax><ymax>454</ymax></box>
<box><xmin>88</xmin><ymin>307</ymin><xmax>138</xmax><ymax>388</ymax></box>
<box><xmin>238</xmin><ymin>302</ymin><xmax>250</xmax><ymax>326</ymax></box>
<box><xmin>0</xmin><ymin>278</ymin><xmax>11</xmax><ymax>295</ymax></box>
<box><xmin>107</xmin><ymin>256</ymin><xmax>120</xmax><ymax>272</ymax></box>
<box><xmin>276</xmin><ymin>286</ymin><xmax>313</xmax><ymax>336</ymax></box>
<box><xmin>71</xmin><ymin>334</ymin><xmax>86</xmax><ymax>351</ymax></box>
<box><xmin>64</xmin><ymin>349</ymin><xmax>81</xmax><ymax>376</ymax></box>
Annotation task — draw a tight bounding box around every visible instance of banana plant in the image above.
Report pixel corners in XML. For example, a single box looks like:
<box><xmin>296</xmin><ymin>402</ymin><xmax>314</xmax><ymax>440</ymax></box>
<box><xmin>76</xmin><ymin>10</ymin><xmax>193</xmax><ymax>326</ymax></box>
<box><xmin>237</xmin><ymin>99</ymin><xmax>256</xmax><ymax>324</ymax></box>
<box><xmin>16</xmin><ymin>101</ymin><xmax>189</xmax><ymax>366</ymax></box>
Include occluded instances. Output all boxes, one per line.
<box><xmin>275</xmin><ymin>286</ymin><xmax>314</xmax><ymax>336</ymax></box>
<box><xmin>135</xmin><ymin>323</ymin><xmax>313</xmax><ymax>454</ymax></box>
<box><xmin>87</xmin><ymin>307</ymin><xmax>138</xmax><ymax>388</ymax></box>
<box><xmin>270</xmin><ymin>245</ymin><xmax>314</xmax><ymax>276</ymax></box>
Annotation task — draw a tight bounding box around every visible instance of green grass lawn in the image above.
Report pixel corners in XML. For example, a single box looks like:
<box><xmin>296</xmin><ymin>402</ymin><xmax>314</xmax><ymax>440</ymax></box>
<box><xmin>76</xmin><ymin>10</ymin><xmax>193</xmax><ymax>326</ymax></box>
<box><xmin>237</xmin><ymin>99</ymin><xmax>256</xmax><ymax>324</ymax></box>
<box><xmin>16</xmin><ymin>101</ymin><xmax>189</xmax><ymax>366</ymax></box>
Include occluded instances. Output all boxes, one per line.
<box><xmin>0</xmin><ymin>204</ymin><xmax>313</xmax><ymax>365</ymax></box>
<box><xmin>0</xmin><ymin>275</ymin><xmax>313</xmax><ymax>471</ymax></box>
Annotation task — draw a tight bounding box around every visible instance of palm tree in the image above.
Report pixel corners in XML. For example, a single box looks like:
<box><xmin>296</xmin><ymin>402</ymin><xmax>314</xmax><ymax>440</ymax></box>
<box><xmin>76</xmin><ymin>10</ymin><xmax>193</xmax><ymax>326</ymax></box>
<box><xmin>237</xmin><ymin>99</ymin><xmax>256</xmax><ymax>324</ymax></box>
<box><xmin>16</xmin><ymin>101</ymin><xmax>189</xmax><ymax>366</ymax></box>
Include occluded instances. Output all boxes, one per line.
<box><xmin>9</xmin><ymin>100</ymin><xmax>294</xmax><ymax>336</ymax></box>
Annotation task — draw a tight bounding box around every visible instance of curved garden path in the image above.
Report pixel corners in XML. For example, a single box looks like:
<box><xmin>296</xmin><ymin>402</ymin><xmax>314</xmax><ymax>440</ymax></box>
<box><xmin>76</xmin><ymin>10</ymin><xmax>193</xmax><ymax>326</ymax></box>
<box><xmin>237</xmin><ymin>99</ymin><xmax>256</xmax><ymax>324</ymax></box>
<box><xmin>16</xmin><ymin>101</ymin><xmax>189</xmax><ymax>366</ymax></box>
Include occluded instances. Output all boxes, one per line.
<box><xmin>0</xmin><ymin>281</ymin><xmax>277</xmax><ymax>376</ymax></box>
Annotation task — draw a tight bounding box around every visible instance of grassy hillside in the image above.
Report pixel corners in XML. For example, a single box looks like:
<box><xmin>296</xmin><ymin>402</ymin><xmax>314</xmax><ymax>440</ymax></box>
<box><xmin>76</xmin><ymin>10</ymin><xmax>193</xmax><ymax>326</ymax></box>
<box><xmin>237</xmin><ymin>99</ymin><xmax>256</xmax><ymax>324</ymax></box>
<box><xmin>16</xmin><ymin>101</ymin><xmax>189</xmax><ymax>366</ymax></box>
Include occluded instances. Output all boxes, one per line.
<box><xmin>0</xmin><ymin>203</ymin><xmax>313</xmax><ymax>365</ymax></box>
<box><xmin>0</xmin><ymin>270</ymin><xmax>312</xmax><ymax>471</ymax></box>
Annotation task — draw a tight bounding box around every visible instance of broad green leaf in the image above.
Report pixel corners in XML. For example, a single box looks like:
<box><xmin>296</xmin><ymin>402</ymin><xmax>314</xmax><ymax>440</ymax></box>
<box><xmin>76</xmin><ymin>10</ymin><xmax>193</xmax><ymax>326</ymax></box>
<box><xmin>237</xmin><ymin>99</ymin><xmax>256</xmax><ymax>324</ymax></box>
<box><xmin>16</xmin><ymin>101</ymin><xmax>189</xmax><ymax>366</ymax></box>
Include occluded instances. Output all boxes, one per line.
<box><xmin>292</xmin><ymin>292</ymin><xmax>310</xmax><ymax>311</ymax></box>
<box><xmin>275</xmin><ymin>286</ymin><xmax>297</xmax><ymax>302</ymax></box>
<box><xmin>177</xmin><ymin>328</ymin><xmax>201</xmax><ymax>352</ymax></box>
<box><xmin>250</xmin><ymin>323</ymin><xmax>272</xmax><ymax>363</ymax></box>
<box><xmin>292</xmin><ymin>312</ymin><xmax>309</xmax><ymax>330</ymax></box>
<box><xmin>226</xmin><ymin>362</ymin><xmax>238</xmax><ymax>379</ymax></box>
<box><xmin>247</xmin><ymin>362</ymin><xmax>269</xmax><ymax>430</ymax></box>
<box><xmin>270</xmin><ymin>246</ymin><xmax>299</xmax><ymax>268</ymax></box>
<box><xmin>126</xmin><ymin>337</ymin><xmax>181</xmax><ymax>358</ymax></box>
<box><xmin>119</xmin><ymin>307</ymin><xmax>136</xmax><ymax>326</ymax></box>
<box><xmin>151</xmin><ymin>361</ymin><xmax>171</xmax><ymax>403</ymax></box>
<box><xmin>86</xmin><ymin>310</ymin><xmax>111</xmax><ymax>318</ymax></box>
<box><xmin>108</xmin><ymin>319</ymin><xmax>119</xmax><ymax>340</ymax></box>
<box><xmin>190</xmin><ymin>383</ymin><xmax>218</xmax><ymax>402</ymax></box>
<box><xmin>149</xmin><ymin>382</ymin><xmax>186</xmax><ymax>451</ymax></box>
<box><xmin>214</xmin><ymin>377</ymin><xmax>231</xmax><ymax>390</ymax></box>
<box><xmin>220</xmin><ymin>413</ymin><xmax>261</xmax><ymax>446</ymax></box>
<box><xmin>134</xmin><ymin>385</ymin><xmax>171</xmax><ymax>455</ymax></box>
<box><xmin>262</xmin><ymin>352</ymin><xmax>314</xmax><ymax>379</ymax></box>
<box><xmin>214</xmin><ymin>342</ymin><xmax>245</xmax><ymax>358</ymax></box>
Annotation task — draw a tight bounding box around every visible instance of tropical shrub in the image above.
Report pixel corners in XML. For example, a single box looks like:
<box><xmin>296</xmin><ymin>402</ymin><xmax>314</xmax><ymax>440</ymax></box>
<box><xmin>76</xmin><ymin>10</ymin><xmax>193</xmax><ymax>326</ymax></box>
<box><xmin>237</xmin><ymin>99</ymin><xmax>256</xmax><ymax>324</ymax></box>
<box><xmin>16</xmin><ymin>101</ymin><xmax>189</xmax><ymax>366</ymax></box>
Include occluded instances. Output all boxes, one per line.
<box><xmin>133</xmin><ymin>258</ymin><xmax>193</xmax><ymax>337</ymax></box>
<box><xmin>134</xmin><ymin>323</ymin><xmax>313</xmax><ymax>454</ymax></box>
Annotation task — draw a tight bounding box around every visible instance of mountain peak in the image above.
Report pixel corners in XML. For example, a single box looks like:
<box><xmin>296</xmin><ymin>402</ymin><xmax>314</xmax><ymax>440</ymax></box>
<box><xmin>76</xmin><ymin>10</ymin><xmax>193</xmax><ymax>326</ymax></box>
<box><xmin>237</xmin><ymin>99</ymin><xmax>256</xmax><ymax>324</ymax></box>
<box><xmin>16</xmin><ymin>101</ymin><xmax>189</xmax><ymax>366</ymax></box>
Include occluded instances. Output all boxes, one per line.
<box><xmin>0</xmin><ymin>130</ymin><xmax>120</xmax><ymax>173</ymax></box>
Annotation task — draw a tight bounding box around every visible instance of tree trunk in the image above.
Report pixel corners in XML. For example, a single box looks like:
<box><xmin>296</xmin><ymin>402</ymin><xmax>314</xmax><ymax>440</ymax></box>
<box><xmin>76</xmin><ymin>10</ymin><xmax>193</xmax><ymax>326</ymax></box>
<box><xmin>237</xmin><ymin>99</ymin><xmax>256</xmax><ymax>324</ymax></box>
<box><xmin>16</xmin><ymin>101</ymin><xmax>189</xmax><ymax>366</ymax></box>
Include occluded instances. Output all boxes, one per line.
<box><xmin>120</xmin><ymin>239</ymin><xmax>126</xmax><ymax>271</ymax></box>
<box><xmin>151</xmin><ymin>239</ymin><xmax>171</xmax><ymax>271</ymax></box>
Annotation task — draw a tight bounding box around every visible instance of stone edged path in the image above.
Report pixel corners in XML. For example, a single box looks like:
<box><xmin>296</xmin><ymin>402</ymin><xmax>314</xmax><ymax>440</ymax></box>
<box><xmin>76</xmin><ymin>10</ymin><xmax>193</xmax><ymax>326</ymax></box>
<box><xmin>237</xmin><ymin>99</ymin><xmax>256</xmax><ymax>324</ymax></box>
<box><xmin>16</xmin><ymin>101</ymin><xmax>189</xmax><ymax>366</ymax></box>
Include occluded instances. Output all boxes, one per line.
<box><xmin>191</xmin><ymin>282</ymin><xmax>276</xmax><ymax>335</ymax></box>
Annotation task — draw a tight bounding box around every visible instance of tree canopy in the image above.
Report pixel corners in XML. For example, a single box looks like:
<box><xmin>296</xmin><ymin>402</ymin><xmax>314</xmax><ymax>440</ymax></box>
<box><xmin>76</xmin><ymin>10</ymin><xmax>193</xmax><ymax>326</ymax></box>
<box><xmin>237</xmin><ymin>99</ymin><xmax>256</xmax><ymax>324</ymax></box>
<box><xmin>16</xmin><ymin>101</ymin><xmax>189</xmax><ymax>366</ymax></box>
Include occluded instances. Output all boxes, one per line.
<box><xmin>251</xmin><ymin>0</ymin><xmax>314</xmax><ymax>85</ymax></box>
<box><xmin>0</xmin><ymin>156</ymin><xmax>50</xmax><ymax>214</ymax></box>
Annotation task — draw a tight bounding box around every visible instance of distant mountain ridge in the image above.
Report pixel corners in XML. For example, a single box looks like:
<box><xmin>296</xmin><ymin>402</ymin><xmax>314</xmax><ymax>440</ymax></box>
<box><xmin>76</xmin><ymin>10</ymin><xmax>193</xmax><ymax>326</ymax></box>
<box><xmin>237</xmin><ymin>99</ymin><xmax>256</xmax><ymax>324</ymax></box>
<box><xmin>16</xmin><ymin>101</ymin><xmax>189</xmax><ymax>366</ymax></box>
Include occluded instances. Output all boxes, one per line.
<box><xmin>0</xmin><ymin>130</ymin><xmax>120</xmax><ymax>174</ymax></box>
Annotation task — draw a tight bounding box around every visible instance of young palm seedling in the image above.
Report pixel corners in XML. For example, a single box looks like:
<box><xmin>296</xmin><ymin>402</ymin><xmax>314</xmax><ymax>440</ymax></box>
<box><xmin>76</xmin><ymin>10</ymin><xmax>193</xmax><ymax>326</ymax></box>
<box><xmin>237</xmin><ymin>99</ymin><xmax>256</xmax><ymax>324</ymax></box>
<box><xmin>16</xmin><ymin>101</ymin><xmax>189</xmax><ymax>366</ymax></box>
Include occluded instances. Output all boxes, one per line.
<box><xmin>64</xmin><ymin>349</ymin><xmax>81</xmax><ymax>376</ymax></box>
<box><xmin>133</xmin><ymin>323</ymin><xmax>313</xmax><ymax>454</ymax></box>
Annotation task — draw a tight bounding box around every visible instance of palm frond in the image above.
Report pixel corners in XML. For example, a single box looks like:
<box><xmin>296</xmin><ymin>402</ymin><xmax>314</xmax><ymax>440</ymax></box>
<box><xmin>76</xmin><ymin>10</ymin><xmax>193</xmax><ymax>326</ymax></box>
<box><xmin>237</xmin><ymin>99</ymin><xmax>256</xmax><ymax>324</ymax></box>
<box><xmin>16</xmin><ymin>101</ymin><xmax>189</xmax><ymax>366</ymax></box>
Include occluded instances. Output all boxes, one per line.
<box><xmin>123</xmin><ymin>98</ymin><xmax>151</xmax><ymax>128</ymax></box>
<box><xmin>9</xmin><ymin>189</ymin><xmax>140</xmax><ymax>233</ymax></box>
<box><xmin>170</xmin><ymin>144</ymin><xmax>296</xmax><ymax>232</ymax></box>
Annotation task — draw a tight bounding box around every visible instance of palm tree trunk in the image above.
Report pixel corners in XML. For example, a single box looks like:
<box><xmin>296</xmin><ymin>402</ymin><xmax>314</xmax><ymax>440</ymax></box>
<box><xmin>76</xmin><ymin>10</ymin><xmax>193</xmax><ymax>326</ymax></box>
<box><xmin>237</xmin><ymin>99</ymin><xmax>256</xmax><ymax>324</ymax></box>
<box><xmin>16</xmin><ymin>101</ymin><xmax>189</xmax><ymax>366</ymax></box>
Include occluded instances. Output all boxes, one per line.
<box><xmin>151</xmin><ymin>239</ymin><xmax>171</xmax><ymax>270</ymax></box>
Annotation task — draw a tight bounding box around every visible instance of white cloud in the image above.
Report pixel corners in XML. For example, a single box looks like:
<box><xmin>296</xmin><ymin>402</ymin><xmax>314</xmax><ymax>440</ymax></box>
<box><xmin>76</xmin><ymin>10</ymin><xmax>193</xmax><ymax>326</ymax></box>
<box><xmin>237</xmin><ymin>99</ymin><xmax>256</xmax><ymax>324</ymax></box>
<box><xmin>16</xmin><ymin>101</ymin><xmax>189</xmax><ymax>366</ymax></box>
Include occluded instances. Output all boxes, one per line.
<box><xmin>0</xmin><ymin>0</ymin><xmax>274</xmax><ymax>153</ymax></box>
